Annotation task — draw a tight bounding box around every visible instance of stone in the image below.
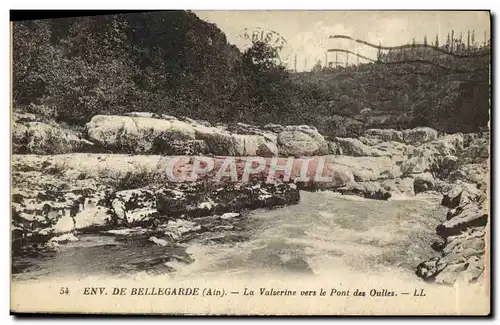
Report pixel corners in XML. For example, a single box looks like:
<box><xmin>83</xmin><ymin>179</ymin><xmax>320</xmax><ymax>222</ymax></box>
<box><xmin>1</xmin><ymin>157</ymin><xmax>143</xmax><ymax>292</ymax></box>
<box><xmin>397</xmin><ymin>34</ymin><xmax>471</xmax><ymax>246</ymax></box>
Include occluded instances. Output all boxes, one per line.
<box><xmin>111</xmin><ymin>189</ymin><xmax>158</xmax><ymax>226</ymax></box>
<box><xmin>337</xmin><ymin>182</ymin><xmax>392</xmax><ymax>200</ymax></box>
<box><xmin>401</xmin><ymin>156</ymin><xmax>430</xmax><ymax>175</ymax></box>
<box><xmin>441</xmin><ymin>183</ymin><xmax>482</xmax><ymax>209</ymax></box>
<box><xmin>277</xmin><ymin>126</ymin><xmax>329</xmax><ymax>157</ymax></box>
<box><xmin>441</xmin><ymin>155</ymin><xmax>459</xmax><ymax>172</ymax></box>
<box><xmin>156</xmin><ymin>182</ymin><xmax>300</xmax><ymax>219</ymax></box>
<box><xmin>149</xmin><ymin>236</ymin><xmax>169</xmax><ymax>247</ymax></box>
<box><xmin>461</xmin><ymin>137</ymin><xmax>489</xmax><ymax>162</ymax></box>
<box><xmin>373</xmin><ymin>141</ymin><xmax>414</xmax><ymax>157</ymax></box>
<box><xmin>328</xmin><ymin>156</ymin><xmax>402</xmax><ymax>182</ymax></box>
<box><xmin>86</xmin><ymin>115</ymin><xmax>196</xmax><ymax>154</ymax></box>
<box><xmin>415</xmin><ymin>257</ymin><xmax>444</xmax><ymax>280</ymax></box>
<box><xmin>402</xmin><ymin>127</ymin><xmax>438</xmax><ymax>145</ymax></box>
<box><xmin>333</xmin><ymin>137</ymin><xmax>384</xmax><ymax>157</ymax></box>
<box><xmin>413</xmin><ymin>172</ymin><xmax>435</xmax><ymax>194</ymax></box>
<box><xmin>232</xmin><ymin>134</ymin><xmax>278</xmax><ymax>156</ymax></box>
<box><xmin>11</xmin><ymin>188</ymin><xmax>114</xmax><ymax>247</ymax></box>
<box><xmin>448</xmin><ymin>162</ymin><xmax>489</xmax><ymax>189</ymax></box>
<box><xmin>434</xmin><ymin>262</ymin><xmax>467</xmax><ymax>285</ymax></box>
<box><xmin>220</xmin><ymin>212</ymin><xmax>241</xmax><ymax>220</ymax></box>
<box><xmin>464</xmin><ymin>255</ymin><xmax>485</xmax><ymax>283</ymax></box>
<box><xmin>436</xmin><ymin>204</ymin><xmax>488</xmax><ymax>238</ymax></box>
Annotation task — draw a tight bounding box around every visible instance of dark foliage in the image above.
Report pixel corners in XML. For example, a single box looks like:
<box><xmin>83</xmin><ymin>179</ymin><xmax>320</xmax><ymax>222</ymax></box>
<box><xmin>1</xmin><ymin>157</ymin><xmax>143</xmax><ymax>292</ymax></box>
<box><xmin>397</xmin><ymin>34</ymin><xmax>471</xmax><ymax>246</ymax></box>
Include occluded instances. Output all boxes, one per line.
<box><xmin>12</xmin><ymin>11</ymin><xmax>490</xmax><ymax>136</ymax></box>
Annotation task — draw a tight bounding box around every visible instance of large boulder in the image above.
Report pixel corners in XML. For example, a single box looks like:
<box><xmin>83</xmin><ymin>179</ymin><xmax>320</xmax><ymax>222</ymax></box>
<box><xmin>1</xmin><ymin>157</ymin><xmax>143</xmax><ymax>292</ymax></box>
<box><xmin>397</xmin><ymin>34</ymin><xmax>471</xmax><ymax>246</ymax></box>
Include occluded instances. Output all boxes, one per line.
<box><xmin>332</xmin><ymin>137</ymin><xmax>384</xmax><ymax>157</ymax></box>
<box><xmin>448</xmin><ymin>162</ymin><xmax>488</xmax><ymax>189</ymax></box>
<box><xmin>441</xmin><ymin>182</ymin><xmax>483</xmax><ymax>209</ymax></box>
<box><xmin>400</xmin><ymin>133</ymin><xmax>465</xmax><ymax>177</ymax></box>
<box><xmin>402</xmin><ymin>127</ymin><xmax>438</xmax><ymax>145</ymax></box>
<box><xmin>329</xmin><ymin>156</ymin><xmax>402</xmax><ymax>182</ymax></box>
<box><xmin>436</xmin><ymin>204</ymin><xmax>488</xmax><ymax>237</ymax></box>
<box><xmin>86</xmin><ymin>115</ymin><xmax>196</xmax><ymax>154</ymax></box>
<box><xmin>191</xmin><ymin>119</ymin><xmax>279</xmax><ymax>156</ymax></box>
<box><xmin>461</xmin><ymin>137</ymin><xmax>489</xmax><ymax>163</ymax></box>
<box><xmin>277</xmin><ymin>126</ymin><xmax>328</xmax><ymax>157</ymax></box>
<box><xmin>193</xmin><ymin>125</ymin><xmax>237</xmax><ymax>156</ymax></box>
<box><xmin>416</xmin><ymin>134</ymin><xmax>464</xmax><ymax>157</ymax></box>
<box><xmin>232</xmin><ymin>134</ymin><xmax>278</xmax><ymax>157</ymax></box>
<box><xmin>372</xmin><ymin>141</ymin><xmax>414</xmax><ymax>157</ymax></box>
<box><xmin>335</xmin><ymin>177</ymin><xmax>415</xmax><ymax>200</ymax></box>
<box><xmin>333</xmin><ymin>136</ymin><xmax>415</xmax><ymax>158</ymax></box>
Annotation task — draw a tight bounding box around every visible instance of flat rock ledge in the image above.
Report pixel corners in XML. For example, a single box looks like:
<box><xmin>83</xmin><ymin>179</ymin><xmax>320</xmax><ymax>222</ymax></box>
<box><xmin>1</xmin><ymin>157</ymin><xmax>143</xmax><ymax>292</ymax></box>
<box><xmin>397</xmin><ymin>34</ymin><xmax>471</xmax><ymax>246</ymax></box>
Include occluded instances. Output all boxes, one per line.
<box><xmin>12</xmin><ymin>181</ymin><xmax>299</xmax><ymax>255</ymax></box>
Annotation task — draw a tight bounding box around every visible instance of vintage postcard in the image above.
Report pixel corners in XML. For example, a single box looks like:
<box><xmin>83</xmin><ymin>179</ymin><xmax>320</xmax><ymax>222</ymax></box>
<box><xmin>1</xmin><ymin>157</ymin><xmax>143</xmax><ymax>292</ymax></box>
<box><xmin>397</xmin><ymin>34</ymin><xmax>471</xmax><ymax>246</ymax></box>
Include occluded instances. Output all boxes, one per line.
<box><xmin>10</xmin><ymin>10</ymin><xmax>491</xmax><ymax>315</ymax></box>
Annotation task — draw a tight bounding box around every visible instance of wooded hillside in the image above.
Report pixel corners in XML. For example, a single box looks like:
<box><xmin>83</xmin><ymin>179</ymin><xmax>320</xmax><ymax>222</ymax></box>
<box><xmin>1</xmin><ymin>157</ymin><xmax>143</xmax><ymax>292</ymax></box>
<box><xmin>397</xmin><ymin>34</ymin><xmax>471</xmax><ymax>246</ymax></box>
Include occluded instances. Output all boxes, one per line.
<box><xmin>12</xmin><ymin>11</ymin><xmax>491</xmax><ymax>137</ymax></box>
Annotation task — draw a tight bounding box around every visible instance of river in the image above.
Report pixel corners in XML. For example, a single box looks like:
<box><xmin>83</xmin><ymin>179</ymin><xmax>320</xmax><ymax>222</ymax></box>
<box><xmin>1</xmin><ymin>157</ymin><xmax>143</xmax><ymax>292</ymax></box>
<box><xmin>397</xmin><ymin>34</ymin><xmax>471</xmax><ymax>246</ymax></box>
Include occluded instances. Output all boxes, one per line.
<box><xmin>12</xmin><ymin>191</ymin><xmax>447</xmax><ymax>282</ymax></box>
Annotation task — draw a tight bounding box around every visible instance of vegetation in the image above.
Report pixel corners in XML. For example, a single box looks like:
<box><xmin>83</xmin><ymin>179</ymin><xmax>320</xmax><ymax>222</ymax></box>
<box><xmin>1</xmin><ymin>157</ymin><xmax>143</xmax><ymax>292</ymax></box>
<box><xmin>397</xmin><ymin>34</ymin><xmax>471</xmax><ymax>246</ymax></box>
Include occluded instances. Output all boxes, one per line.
<box><xmin>12</xmin><ymin>11</ymin><xmax>491</xmax><ymax>138</ymax></box>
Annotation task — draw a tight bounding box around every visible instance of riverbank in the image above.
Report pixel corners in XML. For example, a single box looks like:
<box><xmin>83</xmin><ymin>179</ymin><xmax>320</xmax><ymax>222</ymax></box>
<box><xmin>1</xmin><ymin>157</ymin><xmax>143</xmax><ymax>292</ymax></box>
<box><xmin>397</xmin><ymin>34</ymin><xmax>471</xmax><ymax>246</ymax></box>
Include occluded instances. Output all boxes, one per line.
<box><xmin>12</xmin><ymin>191</ymin><xmax>446</xmax><ymax>282</ymax></box>
<box><xmin>11</xmin><ymin>112</ymin><xmax>490</xmax><ymax>285</ymax></box>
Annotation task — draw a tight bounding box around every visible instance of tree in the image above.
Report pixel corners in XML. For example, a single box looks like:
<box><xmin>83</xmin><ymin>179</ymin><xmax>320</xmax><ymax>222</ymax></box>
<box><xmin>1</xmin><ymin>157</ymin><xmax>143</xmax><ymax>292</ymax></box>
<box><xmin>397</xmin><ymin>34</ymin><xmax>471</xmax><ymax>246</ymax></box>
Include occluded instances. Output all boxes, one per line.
<box><xmin>377</xmin><ymin>42</ymin><xmax>383</xmax><ymax>62</ymax></box>
<box><xmin>459</xmin><ymin>32</ymin><xmax>464</xmax><ymax>52</ymax></box>
<box><xmin>435</xmin><ymin>34</ymin><xmax>439</xmax><ymax>47</ymax></box>
<box><xmin>12</xmin><ymin>19</ymin><xmax>54</xmax><ymax>106</ymax></box>
<box><xmin>241</xmin><ymin>41</ymin><xmax>291</xmax><ymax>123</ymax></box>
<box><xmin>311</xmin><ymin>59</ymin><xmax>323</xmax><ymax>72</ymax></box>
<box><xmin>451</xmin><ymin>30</ymin><xmax>455</xmax><ymax>52</ymax></box>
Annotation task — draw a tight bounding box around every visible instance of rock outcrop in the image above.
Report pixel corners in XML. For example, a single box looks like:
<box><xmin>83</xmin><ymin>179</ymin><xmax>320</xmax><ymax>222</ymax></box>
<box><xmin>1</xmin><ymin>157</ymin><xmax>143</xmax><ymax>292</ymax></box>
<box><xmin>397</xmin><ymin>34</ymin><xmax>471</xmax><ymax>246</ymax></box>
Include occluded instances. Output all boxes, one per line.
<box><xmin>86</xmin><ymin>115</ymin><xmax>198</xmax><ymax>154</ymax></box>
<box><xmin>11</xmin><ymin>111</ymin><xmax>490</xmax><ymax>284</ymax></box>
<box><xmin>363</xmin><ymin>127</ymin><xmax>438</xmax><ymax>145</ymax></box>
<box><xmin>11</xmin><ymin>170</ymin><xmax>300</xmax><ymax>253</ymax></box>
<box><xmin>415</xmin><ymin>135</ymin><xmax>489</xmax><ymax>285</ymax></box>
<box><xmin>84</xmin><ymin>114</ymin><xmax>329</xmax><ymax>157</ymax></box>
<box><xmin>12</xmin><ymin>186</ymin><xmax>114</xmax><ymax>251</ymax></box>
<box><xmin>276</xmin><ymin>126</ymin><xmax>329</xmax><ymax>156</ymax></box>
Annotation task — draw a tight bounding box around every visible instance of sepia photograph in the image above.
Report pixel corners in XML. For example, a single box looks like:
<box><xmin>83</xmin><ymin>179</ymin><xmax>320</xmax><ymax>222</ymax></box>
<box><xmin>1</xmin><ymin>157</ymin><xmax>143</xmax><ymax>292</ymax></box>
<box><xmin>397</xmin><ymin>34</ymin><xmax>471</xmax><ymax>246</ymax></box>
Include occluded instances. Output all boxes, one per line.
<box><xmin>9</xmin><ymin>9</ymin><xmax>491</xmax><ymax>315</ymax></box>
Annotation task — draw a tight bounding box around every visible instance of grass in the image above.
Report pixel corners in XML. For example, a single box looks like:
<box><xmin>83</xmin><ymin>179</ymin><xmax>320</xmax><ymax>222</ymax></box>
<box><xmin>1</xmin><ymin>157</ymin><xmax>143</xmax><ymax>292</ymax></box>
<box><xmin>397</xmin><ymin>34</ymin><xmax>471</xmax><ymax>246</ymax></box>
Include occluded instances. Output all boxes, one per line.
<box><xmin>98</xmin><ymin>166</ymin><xmax>166</xmax><ymax>192</ymax></box>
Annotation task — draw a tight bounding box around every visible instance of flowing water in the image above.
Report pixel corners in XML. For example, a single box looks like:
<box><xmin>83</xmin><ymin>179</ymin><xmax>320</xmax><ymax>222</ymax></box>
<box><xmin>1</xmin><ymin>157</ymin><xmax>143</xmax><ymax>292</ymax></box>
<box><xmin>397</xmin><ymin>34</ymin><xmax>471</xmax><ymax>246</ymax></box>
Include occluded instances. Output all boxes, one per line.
<box><xmin>12</xmin><ymin>191</ymin><xmax>447</xmax><ymax>282</ymax></box>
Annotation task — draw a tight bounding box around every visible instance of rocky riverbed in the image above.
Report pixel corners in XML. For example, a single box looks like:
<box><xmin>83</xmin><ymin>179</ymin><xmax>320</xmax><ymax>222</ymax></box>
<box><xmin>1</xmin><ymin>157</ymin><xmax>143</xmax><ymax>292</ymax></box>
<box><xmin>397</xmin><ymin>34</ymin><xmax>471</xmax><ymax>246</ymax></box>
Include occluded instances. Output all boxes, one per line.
<box><xmin>11</xmin><ymin>112</ymin><xmax>490</xmax><ymax>285</ymax></box>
